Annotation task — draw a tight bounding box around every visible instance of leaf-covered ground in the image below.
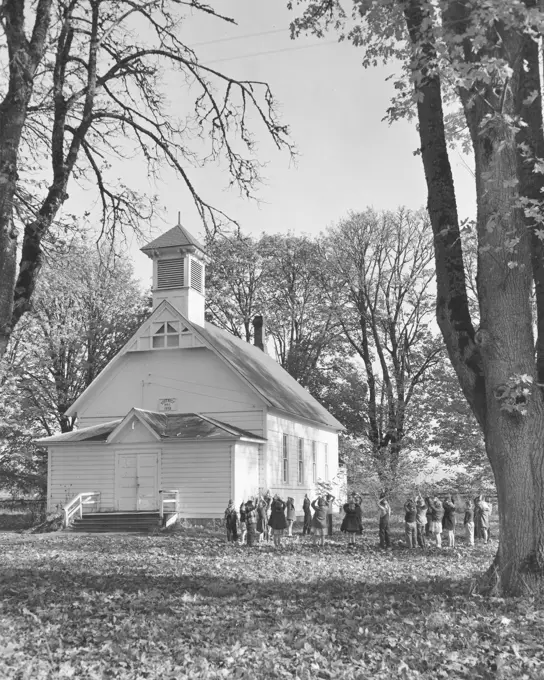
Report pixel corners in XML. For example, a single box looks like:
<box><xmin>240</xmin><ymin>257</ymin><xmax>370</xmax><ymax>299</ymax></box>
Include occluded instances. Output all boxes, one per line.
<box><xmin>1</xmin><ymin>529</ymin><xmax>543</xmax><ymax>679</ymax></box>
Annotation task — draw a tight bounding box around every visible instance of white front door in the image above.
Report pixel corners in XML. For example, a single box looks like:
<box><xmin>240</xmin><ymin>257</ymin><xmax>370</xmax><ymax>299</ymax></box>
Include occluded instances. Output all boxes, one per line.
<box><xmin>117</xmin><ymin>453</ymin><xmax>158</xmax><ymax>511</ymax></box>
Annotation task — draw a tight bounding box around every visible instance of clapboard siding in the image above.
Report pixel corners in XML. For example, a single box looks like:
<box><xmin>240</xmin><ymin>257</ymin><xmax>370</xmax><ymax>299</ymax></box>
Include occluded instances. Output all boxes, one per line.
<box><xmin>48</xmin><ymin>446</ymin><xmax>116</xmax><ymax>512</ymax></box>
<box><xmin>233</xmin><ymin>443</ymin><xmax>260</xmax><ymax>504</ymax></box>
<box><xmin>266</xmin><ymin>411</ymin><xmax>339</xmax><ymax>512</ymax></box>
<box><xmin>76</xmin><ymin>348</ymin><xmax>265</xmax><ymax>428</ymax></box>
<box><xmin>161</xmin><ymin>442</ymin><xmax>231</xmax><ymax>517</ymax></box>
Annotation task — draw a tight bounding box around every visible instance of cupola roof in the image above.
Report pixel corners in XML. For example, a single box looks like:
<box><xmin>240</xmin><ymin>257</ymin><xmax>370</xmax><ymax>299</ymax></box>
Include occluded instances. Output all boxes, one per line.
<box><xmin>141</xmin><ymin>223</ymin><xmax>206</xmax><ymax>256</ymax></box>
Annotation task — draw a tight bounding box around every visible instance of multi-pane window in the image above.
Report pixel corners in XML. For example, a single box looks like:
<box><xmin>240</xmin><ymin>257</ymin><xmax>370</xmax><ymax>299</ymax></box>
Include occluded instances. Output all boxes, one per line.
<box><xmin>297</xmin><ymin>438</ymin><xmax>304</xmax><ymax>484</ymax></box>
<box><xmin>312</xmin><ymin>441</ymin><xmax>317</xmax><ymax>483</ymax></box>
<box><xmin>152</xmin><ymin>321</ymin><xmax>180</xmax><ymax>348</ymax></box>
<box><xmin>282</xmin><ymin>434</ymin><xmax>289</xmax><ymax>483</ymax></box>
<box><xmin>325</xmin><ymin>443</ymin><xmax>329</xmax><ymax>481</ymax></box>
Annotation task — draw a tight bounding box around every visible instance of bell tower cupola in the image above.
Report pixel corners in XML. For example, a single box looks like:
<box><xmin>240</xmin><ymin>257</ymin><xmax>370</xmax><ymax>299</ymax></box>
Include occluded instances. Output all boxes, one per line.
<box><xmin>141</xmin><ymin>219</ymin><xmax>208</xmax><ymax>326</ymax></box>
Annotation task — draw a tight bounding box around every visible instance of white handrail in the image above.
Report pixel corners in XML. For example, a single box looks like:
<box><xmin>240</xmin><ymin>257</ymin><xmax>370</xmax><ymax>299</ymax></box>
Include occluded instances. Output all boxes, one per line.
<box><xmin>63</xmin><ymin>492</ymin><xmax>100</xmax><ymax>528</ymax></box>
<box><xmin>159</xmin><ymin>489</ymin><xmax>179</xmax><ymax>524</ymax></box>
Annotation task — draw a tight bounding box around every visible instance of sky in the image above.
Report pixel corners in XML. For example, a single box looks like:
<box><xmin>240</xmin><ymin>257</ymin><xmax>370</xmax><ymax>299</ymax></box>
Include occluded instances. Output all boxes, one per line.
<box><xmin>99</xmin><ymin>0</ymin><xmax>477</xmax><ymax>285</ymax></box>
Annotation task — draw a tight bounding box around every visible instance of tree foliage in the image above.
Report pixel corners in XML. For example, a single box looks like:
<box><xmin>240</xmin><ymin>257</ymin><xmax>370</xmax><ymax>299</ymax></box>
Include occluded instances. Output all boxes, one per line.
<box><xmin>289</xmin><ymin>0</ymin><xmax>544</xmax><ymax>593</ymax></box>
<box><xmin>0</xmin><ymin>0</ymin><xmax>292</xmax><ymax>358</ymax></box>
<box><xmin>0</xmin><ymin>240</ymin><xmax>148</xmax><ymax>495</ymax></box>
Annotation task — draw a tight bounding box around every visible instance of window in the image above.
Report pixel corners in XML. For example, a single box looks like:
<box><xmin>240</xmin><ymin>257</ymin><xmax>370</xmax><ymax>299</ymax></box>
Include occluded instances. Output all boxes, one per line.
<box><xmin>312</xmin><ymin>441</ymin><xmax>317</xmax><ymax>483</ymax></box>
<box><xmin>190</xmin><ymin>259</ymin><xmax>203</xmax><ymax>293</ymax></box>
<box><xmin>282</xmin><ymin>434</ymin><xmax>289</xmax><ymax>483</ymax></box>
<box><xmin>297</xmin><ymin>438</ymin><xmax>304</xmax><ymax>484</ymax></box>
<box><xmin>157</xmin><ymin>258</ymin><xmax>184</xmax><ymax>289</ymax></box>
<box><xmin>152</xmin><ymin>321</ymin><xmax>180</xmax><ymax>348</ymax></box>
<box><xmin>324</xmin><ymin>444</ymin><xmax>329</xmax><ymax>481</ymax></box>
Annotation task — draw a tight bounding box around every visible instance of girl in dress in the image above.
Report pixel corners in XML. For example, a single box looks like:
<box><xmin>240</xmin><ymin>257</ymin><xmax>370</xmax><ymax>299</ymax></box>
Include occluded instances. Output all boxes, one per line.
<box><xmin>268</xmin><ymin>495</ymin><xmax>287</xmax><ymax>548</ymax></box>
<box><xmin>342</xmin><ymin>497</ymin><xmax>363</xmax><ymax>547</ymax></box>
<box><xmin>285</xmin><ymin>497</ymin><xmax>296</xmax><ymax>537</ymax></box>
<box><xmin>311</xmin><ymin>497</ymin><xmax>328</xmax><ymax>547</ymax></box>
<box><xmin>239</xmin><ymin>501</ymin><xmax>247</xmax><ymax>545</ymax></box>
<box><xmin>443</xmin><ymin>495</ymin><xmax>456</xmax><ymax>548</ymax></box>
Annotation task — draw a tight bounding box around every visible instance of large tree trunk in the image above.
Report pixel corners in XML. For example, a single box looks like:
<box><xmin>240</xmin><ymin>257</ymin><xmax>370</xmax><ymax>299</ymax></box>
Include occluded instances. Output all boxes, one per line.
<box><xmin>468</xmin><ymin>59</ymin><xmax>544</xmax><ymax>594</ymax></box>
<box><xmin>403</xmin><ymin>0</ymin><xmax>544</xmax><ymax>594</ymax></box>
<box><xmin>0</xmin><ymin>0</ymin><xmax>52</xmax><ymax>358</ymax></box>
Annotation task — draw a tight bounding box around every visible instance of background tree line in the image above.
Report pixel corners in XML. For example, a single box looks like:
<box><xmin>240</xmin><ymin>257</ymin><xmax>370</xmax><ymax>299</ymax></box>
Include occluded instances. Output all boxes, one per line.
<box><xmin>0</xmin><ymin>207</ymin><xmax>490</xmax><ymax>500</ymax></box>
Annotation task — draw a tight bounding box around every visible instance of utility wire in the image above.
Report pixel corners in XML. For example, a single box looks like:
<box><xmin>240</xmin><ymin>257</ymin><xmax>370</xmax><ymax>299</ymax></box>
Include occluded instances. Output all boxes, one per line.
<box><xmin>206</xmin><ymin>39</ymin><xmax>340</xmax><ymax>65</ymax></box>
<box><xmin>188</xmin><ymin>28</ymin><xmax>288</xmax><ymax>49</ymax></box>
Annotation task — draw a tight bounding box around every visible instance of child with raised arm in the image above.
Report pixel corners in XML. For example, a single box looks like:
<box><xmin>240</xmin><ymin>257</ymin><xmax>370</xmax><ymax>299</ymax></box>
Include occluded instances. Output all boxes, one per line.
<box><xmin>377</xmin><ymin>493</ymin><xmax>391</xmax><ymax>549</ymax></box>
<box><xmin>415</xmin><ymin>494</ymin><xmax>427</xmax><ymax>548</ymax></box>
<box><xmin>464</xmin><ymin>499</ymin><xmax>474</xmax><ymax>546</ymax></box>
<box><xmin>429</xmin><ymin>495</ymin><xmax>444</xmax><ymax>548</ymax></box>
<box><xmin>311</xmin><ymin>496</ymin><xmax>328</xmax><ymax>547</ymax></box>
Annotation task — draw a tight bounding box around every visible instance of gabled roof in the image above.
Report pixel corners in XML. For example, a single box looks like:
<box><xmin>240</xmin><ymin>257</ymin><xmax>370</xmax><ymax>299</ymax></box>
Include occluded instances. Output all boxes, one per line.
<box><xmin>36</xmin><ymin>409</ymin><xmax>266</xmax><ymax>445</ymax></box>
<box><xmin>195</xmin><ymin>322</ymin><xmax>344</xmax><ymax>430</ymax></box>
<box><xmin>64</xmin><ymin>300</ymin><xmax>344</xmax><ymax>431</ymax></box>
<box><xmin>140</xmin><ymin>224</ymin><xmax>207</xmax><ymax>255</ymax></box>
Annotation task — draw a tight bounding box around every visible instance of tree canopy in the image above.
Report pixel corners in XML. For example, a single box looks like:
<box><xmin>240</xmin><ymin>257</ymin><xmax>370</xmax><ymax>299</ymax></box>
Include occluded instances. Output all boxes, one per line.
<box><xmin>289</xmin><ymin>0</ymin><xmax>544</xmax><ymax>594</ymax></box>
<box><xmin>0</xmin><ymin>0</ymin><xmax>292</xmax><ymax>358</ymax></box>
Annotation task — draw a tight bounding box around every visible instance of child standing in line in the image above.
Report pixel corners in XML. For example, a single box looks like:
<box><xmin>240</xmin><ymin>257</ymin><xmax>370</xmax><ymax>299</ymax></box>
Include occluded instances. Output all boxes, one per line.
<box><xmin>415</xmin><ymin>494</ymin><xmax>427</xmax><ymax>548</ymax></box>
<box><xmin>224</xmin><ymin>500</ymin><xmax>239</xmax><ymax>544</ymax></box>
<box><xmin>268</xmin><ymin>495</ymin><xmax>287</xmax><ymax>548</ymax></box>
<box><xmin>404</xmin><ymin>497</ymin><xmax>417</xmax><ymax>548</ymax></box>
<box><xmin>377</xmin><ymin>494</ymin><xmax>391</xmax><ymax>549</ymax></box>
<box><xmin>429</xmin><ymin>496</ymin><xmax>444</xmax><ymax>548</ymax></box>
<box><xmin>257</xmin><ymin>498</ymin><xmax>268</xmax><ymax>543</ymax></box>
<box><xmin>342</xmin><ymin>497</ymin><xmax>362</xmax><ymax>547</ymax></box>
<box><xmin>286</xmin><ymin>497</ymin><xmax>296</xmax><ymax>537</ymax></box>
<box><xmin>245</xmin><ymin>498</ymin><xmax>257</xmax><ymax>547</ymax></box>
<box><xmin>464</xmin><ymin>499</ymin><xmax>474</xmax><ymax>546</ymax></box>
<box><xmin>443</xmin><ymin>495</ymin><xmax>457</xmax><ymax>548</ymax></box>
<box><xmin>239</xmin><ymin>501</ymin><xmax>247</xmax><ymax>545</ymax></box>
<box><xmin>302</xmin><ymin>494</ymin><xmax>312</xmax><ymax>535</ymax></box>
<box><xmin>311</xmin><ymin>497</ymin><xmax>328</xmax><ymax>547</ymax></box>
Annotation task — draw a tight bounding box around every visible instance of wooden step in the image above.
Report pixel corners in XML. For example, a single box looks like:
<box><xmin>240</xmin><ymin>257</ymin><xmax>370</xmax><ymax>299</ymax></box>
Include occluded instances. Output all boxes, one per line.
<box><xmin>70</xmin><ymin>512</ymin><xmax>160</xmax><ymax>533</ymax></box>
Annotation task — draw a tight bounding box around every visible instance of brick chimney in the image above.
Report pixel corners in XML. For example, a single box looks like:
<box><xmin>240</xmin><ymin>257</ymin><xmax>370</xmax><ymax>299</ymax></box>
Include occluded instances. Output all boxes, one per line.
<box><xmin>252</xmin><ymin>315</ymin><xmax>265</xmax><ymax>352</ymax></box>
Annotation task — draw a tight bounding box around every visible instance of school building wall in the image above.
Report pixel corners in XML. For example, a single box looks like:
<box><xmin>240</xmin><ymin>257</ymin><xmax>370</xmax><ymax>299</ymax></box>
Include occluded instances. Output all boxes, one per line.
<box><xmin>47</xmin><ymin>445</ymin><xmax>116</xmax><ymax>512</ymax></box>
<box><xmin>74</xmin><ymin>347</ymin><xmax>266</xmax><ymax>436</ymax></box>
<box><xmin>265</xmin><ymin>410</ymin><xmax>340</xmax><ymax>515</ymax></box>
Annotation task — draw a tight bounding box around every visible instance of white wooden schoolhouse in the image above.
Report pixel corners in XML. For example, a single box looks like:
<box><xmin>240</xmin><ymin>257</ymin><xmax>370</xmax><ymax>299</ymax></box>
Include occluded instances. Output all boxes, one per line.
<box><xmin>37</xmin><ymin>223</ymin><xmax>344</xmax><ymax>522</ymax></box>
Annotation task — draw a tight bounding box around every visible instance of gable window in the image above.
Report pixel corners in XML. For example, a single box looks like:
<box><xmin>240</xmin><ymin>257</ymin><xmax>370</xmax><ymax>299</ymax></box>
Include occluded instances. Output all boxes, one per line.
<box><xmin>282</xmin><ymin>434</ymin><xmax>289</xmax><ymax>483</ymax></box>
<box><xmin>312</xmin><ymin>441</ymin><xmax>317</xmax><ymax>484</ymax></box>
<box><xmin>297</xmin><ymin>438</ymin><xmax>304</xmax><ymax>484</ymax></box>
<box><xmin>152</xmin><ymin>321</ymin><xmax>180</xmax><ymax>348</ymax></box>
<box><xmin>157</xmin><ymin>258</ymin><xmax>184</xmax><ymax>289</ymax></box>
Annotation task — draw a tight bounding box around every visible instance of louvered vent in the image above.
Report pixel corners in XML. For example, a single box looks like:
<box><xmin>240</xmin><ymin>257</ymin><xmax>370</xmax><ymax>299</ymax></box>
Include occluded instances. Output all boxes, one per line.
<box><xmin>157</xmin><ymin>259</ymin><xmax>184</xmax><ymax>289</ymax></box>
<box><xmin>190</xmin><ymin>260</ymin><xmax>203</xmax><ymax>293</ymax></box>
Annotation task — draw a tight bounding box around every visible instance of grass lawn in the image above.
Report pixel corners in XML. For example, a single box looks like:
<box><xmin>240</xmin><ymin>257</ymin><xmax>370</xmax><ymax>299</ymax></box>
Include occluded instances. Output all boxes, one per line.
<box><xmin>1</xmin><ymin>527</ymin><xmax>543</xmax><ymax>680</ymax></box>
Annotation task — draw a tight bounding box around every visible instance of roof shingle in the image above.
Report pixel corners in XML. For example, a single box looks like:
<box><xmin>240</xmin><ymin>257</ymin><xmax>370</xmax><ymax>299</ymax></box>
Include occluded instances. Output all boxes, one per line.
<box><xmin>140</xmin><ymin>224</ymin><xmax>206</xmax><ymax>254</ymax></box>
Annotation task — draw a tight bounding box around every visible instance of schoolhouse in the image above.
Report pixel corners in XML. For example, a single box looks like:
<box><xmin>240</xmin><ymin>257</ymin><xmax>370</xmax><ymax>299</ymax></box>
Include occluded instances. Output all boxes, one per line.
<box><xmin>37</xmin><ymin>223</ymin><xmax>344</xmax><ymax>520</ymax></box>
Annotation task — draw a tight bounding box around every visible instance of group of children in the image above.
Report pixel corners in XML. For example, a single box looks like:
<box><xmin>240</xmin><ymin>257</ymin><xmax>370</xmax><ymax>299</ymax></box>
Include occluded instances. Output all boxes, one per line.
<box><xmin>224</xmin><ymin>493</ymin><xmax>336</xmax><ymax>548</ymax></box>
<box><xmin>378</xmin><ymin>493</ymin><xmax>492</xmax><ymax>550</ymax></box>
<box><xmin>224</xmin><ymin>491</ymin><xmax>493</xmax><ymax>549</ymax></box>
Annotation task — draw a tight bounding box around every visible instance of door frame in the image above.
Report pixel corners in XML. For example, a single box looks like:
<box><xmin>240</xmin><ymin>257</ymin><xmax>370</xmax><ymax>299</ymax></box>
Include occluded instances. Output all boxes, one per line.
<box><xmin>114</xmin><ymin>449</ymin><xmax>161</xmax><ymax>511</ymax></box>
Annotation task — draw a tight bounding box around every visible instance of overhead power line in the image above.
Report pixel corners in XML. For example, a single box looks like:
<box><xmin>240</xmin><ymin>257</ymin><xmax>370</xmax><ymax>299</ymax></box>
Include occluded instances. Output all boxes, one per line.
<box><xmin>188</xmin><ymin>28</ymin><xmax>288</xmax><ymax>49</ymax></box>
<box><xmin>206</xmin><ymin>39</ymin><xmax>340</xmax><ymax>65</ymax></box>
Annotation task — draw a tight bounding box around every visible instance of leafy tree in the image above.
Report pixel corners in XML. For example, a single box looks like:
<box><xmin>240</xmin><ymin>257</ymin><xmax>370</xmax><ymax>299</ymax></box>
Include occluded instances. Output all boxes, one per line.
<box><xmin>0</xmin><ymin>0</ymin><xmax>291</xmax><ymax>359</ymax></box>
<box><xmin>0</xmin><ymin>241</ymin><xmax>148</xmax><ymax>495</ymax></box>
<box><xmin>320</xmin><ymin>208</ymin><xmax>442</xmax><ymax>489</ymax></box>
<box><xmin>5</xmin><ymin>241</ymin><xmax>148</xmax><ymax>434</ymax></box>
<box><xmin>205</xmin><ymin>233</ymin><xmax>267</xmax><ymax>343</ymax></box>
<box><xmin>290</xmin><ymin>0</ymin><xmax>544</xmax><ymax>593</ymax></box>
<box><xmin>259</xmin><ymin>233</ymin><xmax>341</xmax><ymax>387</ymax></box>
